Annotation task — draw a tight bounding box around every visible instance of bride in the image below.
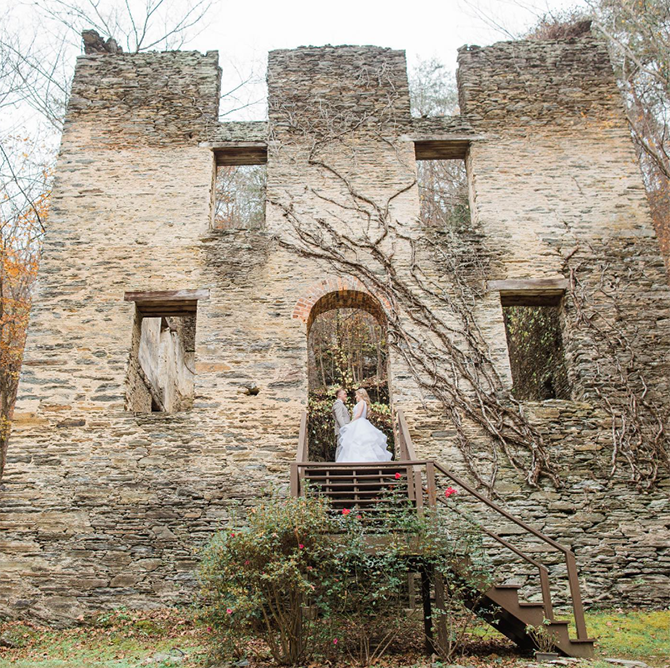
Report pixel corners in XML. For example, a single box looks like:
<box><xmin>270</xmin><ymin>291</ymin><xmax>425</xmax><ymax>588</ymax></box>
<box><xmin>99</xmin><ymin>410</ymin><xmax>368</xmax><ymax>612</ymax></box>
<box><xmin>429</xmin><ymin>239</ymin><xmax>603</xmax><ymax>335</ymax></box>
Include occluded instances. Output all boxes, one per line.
<box><xmin>336</xmin><ymin>388</ymin><xmax>392</xmax><ymax>463</ymax></box>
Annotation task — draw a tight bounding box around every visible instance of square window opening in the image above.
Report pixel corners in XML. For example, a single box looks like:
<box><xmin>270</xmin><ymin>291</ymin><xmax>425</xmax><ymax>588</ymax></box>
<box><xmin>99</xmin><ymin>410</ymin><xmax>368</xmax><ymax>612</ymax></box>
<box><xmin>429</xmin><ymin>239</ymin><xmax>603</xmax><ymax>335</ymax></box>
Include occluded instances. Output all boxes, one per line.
<box><xmin>417</xmin><ymin>158</ymin><xmax>470</xmax><ymax>230</ymax></box>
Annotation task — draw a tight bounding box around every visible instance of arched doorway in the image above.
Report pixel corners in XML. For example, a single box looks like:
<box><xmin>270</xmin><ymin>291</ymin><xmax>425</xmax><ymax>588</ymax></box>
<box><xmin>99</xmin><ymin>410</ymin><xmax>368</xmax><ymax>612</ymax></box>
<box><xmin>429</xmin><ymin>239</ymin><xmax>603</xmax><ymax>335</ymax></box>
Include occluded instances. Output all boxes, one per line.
<box><xmin>305</xmin><ymin>288</ymin><xmax>393</xmax><ymax>461</ymax></box>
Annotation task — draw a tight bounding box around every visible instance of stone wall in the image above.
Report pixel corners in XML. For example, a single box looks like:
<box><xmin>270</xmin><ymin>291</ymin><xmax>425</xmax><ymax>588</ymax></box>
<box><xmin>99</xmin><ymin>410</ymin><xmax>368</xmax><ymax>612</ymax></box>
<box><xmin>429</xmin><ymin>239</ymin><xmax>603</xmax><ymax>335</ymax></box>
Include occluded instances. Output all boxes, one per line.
<box><xmin>1</xmin><ymin>36</ymin><xmax>669</xmax><ymax>622</ymax></box>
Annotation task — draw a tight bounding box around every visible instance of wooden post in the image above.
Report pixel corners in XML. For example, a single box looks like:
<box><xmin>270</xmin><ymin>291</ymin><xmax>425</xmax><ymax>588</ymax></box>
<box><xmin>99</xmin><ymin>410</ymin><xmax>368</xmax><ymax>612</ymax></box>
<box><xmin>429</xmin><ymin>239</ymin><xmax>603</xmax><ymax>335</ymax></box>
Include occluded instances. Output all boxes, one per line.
<box><xmin>420</xmin><ymin>566</ymin><xmax>434</xmax><ymax>654</ymax></box>
<box><xmin>433</xmin><ymin>571</ymin><xmax>448</xmax><ymax>654</ymax></box>
<box><xmin>426</xmin><ymin>462</ymin><xmax>437</xmax><ymax>507</ymax></box>
<box><xmin>290</xmin><ymin>462</ymin><xmax>299</xmax><ymax>497</ymax></box>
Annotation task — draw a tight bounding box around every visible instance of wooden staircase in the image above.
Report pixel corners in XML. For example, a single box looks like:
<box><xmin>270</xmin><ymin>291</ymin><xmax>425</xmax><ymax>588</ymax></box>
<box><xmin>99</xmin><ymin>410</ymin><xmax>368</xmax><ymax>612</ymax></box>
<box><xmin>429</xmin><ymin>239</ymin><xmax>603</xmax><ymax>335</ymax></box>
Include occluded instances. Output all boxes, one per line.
<box><xmin>290</xmin><ymin>410</ymin><xmax>595</xmax><ymax>659</ymax></box>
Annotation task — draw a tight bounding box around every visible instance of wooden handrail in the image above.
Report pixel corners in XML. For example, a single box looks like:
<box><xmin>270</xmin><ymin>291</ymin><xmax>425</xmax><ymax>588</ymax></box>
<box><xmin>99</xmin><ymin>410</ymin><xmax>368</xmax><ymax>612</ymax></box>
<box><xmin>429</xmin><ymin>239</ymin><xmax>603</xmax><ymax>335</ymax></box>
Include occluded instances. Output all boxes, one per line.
<box><xmin>397</xmin><ymin>410</ymin><xmax>418</xmax><ymax>459</ymax></box>
<box><xmin>434</xmin><ymin>491</ymin><xmax>554</xmax><ymax>621</ymax></box>
<box><xmin>431</xmin><ymin>461</ymin><xmax>588</xmax><ymax>640</ymax></box>
<box><xmin>394</xmin><ymin>412</ymin><xmax>408</xmax><ymax>460</ymax></box>
<box><xmin>396</xmin><ymin>410</ymin><xmax>422</xmax><ymax>509</ymax></box>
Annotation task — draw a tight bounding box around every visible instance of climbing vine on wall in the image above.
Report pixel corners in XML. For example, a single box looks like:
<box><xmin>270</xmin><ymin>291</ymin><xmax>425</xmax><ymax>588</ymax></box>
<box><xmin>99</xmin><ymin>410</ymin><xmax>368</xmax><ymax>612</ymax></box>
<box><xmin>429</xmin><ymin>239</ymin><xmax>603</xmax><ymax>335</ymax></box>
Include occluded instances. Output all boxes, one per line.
<box><xmin>563</xmin><ymin>245</ymin><xmax>670</xmax><ymax>488</ymax></box>
<box><xmin>266</xmin><ymin>67</ymin><xmax>557</xmax><ymax>494</ymax></box>
<box><xmin>267</xmin><ymin>60</ymin><xmax>669</xmax><ymax>492</ymax></box>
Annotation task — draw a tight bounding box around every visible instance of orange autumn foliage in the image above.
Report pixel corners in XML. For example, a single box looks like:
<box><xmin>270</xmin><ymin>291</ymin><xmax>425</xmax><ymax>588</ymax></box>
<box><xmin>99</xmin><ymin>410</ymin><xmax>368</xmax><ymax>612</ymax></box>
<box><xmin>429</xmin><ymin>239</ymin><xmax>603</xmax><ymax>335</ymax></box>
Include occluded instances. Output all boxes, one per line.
<box><xmin>0</xmin><ymin>189</ymin><xmax>46</xmax><ymax>479</ymax></box>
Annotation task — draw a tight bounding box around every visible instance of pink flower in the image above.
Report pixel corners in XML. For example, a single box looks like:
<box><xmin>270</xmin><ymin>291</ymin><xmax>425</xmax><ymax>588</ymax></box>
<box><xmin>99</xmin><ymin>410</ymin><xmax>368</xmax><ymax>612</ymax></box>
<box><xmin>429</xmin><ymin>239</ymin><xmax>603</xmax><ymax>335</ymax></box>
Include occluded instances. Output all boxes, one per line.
<box><xmin>333</xmin><ymin>638</ymin><xmax>338</xmax><ymax>645</ymax></box>
<box><xmin>395</xmin><ymin>472</ymin><xmax>402</xmax><ymax>480</ymax></box>
<box><xmin>444</xmin><ymin>487</ymin><xmax>458</xmax><ymax>499</ymax></box>
<box><xmin>244</xmin><ymin>560</ymin><xmax>250</xmax><ymax>566</ymax></box>
<box><xmin>356</xmin><ymin>515</ymin><xmax>362</xmax><ymax>520</ymax></box>
<box><xmin>342</xmin><ymin>508</ymin><xmax>351</xmax><ymax>516</ymax></box>
<box><xmin>226</xmin><ymin>608</ymin><xmax>233</xmax><ymax>615</ymax></box>
<box><xmin>298</xmin><ymin>544</ymin><xmax>304</xmax><ymax>549</ymax></box>
<box><xmin>207</xmin><ymin>626</ymin><xmax>212</xmax><ymax>632</ymax></box>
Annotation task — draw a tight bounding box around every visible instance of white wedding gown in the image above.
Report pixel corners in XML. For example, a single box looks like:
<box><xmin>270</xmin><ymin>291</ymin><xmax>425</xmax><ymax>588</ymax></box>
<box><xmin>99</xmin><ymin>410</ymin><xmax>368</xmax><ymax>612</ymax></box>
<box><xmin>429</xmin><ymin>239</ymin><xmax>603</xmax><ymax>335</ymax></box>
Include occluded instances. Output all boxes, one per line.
<box><xmin>336</xmin><ymin>401</ymin><xmax>392</xmax><ymax>463</ymax></box>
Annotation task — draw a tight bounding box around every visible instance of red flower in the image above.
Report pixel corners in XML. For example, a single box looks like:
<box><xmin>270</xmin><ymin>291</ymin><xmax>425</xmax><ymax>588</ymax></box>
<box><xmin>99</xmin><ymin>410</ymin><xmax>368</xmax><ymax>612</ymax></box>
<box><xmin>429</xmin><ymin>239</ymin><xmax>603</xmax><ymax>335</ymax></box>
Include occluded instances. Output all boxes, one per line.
<box><xmin>298</xmin><ymin>544</ymin><xmax>304</xmax><ymax>549</ymax></box>
<box><xmin>342</xmin><ymin>508</ymin><xmax>351</xmax><ymax>516</ymax></box>
<box><xmin>444</xmin><ymin>487</ymin><xmax>458</xmax><ymax>498</ymax></box>
<box><xmin>394</xmin><ymin>472</ymin><xmax>402</xmax><ymax>480</ymax></box>
<box><xmin>226</xmin><ymin>608</ymin><xmax>233</xmax><ymax>614</ymax></box>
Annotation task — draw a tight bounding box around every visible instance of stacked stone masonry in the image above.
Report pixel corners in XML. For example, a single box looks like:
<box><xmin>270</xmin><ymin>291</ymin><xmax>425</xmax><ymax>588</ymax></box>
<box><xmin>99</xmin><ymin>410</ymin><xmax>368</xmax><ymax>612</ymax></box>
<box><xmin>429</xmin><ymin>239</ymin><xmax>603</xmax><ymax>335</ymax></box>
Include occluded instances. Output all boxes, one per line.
<box><xmin>1</xmin><ymin>35</ymin><xmax>669</xmax><ymax>622</ymax></box>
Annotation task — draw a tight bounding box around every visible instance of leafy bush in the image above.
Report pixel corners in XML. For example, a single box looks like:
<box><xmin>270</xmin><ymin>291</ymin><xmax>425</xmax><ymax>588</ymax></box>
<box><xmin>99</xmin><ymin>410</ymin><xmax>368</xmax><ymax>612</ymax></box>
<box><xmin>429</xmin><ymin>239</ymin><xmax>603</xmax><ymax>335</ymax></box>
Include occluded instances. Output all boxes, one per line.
<box><xmin>199</xmin><ymin>495</ymin><xmax>340</xmax><ymax>664</ymax></box>
<box><xmin>199</xmin><ymin>490</ymin><xmax>492</xmax><ymax>666</ymax></box>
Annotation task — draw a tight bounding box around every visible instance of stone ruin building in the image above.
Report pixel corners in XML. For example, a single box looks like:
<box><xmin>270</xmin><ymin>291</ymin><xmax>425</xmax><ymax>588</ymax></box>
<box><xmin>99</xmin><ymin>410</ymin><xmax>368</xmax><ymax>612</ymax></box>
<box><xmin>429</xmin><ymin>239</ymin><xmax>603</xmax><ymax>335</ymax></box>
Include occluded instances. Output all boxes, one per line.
<box><xmin>1</xmin><ymin>31</ymin><xmax>669</xmax><ymax>634</ymax></box>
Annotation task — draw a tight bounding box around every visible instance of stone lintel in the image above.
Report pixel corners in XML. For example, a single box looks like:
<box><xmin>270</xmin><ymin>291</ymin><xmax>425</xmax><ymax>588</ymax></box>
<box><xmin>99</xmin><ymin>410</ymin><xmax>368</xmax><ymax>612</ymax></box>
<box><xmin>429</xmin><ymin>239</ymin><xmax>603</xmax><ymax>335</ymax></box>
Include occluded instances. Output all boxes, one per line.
<box><xmin>405</xmin><ymin>117</ymin><xmax>484</xmax><ymax>160</ymax></box>
<box><xmin>488</xmin><ymin>278</ymin><xmax>568</xmax><ymax>306</ymax></box>
<box><xmin>207</xmin><ymin>121</ymin><xmax>268</xmax><ymax>143</ymax></box>
<box><xmin>124</xmin><ymin>289</ymin><xmax>210</xmax><ymax>316</ymax></box>
<box><xmin>201</xmin><ymin>121</ymin><xmax>269</xmax><ymax>166</ymax></box>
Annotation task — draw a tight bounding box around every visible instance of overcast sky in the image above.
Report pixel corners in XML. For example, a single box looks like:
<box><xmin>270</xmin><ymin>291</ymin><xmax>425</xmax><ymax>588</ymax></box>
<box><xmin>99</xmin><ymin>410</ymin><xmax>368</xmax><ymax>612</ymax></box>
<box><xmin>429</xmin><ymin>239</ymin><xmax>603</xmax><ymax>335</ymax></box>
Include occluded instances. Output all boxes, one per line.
<box><xmin>187</xmin><ymin>0</ymin><xmax>581</xmax><ymax>119</ymax></box>
<box><xmin>3</xmin><ymin>0</ymin><xmax>582</xmax><ymax>129</ymax></box>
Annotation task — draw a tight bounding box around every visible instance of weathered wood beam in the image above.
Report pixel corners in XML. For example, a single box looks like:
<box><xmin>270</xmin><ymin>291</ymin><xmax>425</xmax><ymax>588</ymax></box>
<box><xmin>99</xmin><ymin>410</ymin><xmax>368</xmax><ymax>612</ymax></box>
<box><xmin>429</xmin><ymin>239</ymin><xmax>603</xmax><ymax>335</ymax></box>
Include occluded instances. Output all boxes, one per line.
<box><xmin>414</xmin><ymin>138</ymin><xmax>473</xmax><ymax>160</ymax></box>
<box><xmin>488</xmin><ymin>278</ymin><xmax>568</xmax><ymax>307</ymax></box>
<box><xmin>201</xmin><ymin>142</ymin><xmax>268</xmax><ymax>166</ymax></box>
<box><xmin>124</xmin><ymin>289</ymin><xmax>210</xmax><ymax>316</ymax></box>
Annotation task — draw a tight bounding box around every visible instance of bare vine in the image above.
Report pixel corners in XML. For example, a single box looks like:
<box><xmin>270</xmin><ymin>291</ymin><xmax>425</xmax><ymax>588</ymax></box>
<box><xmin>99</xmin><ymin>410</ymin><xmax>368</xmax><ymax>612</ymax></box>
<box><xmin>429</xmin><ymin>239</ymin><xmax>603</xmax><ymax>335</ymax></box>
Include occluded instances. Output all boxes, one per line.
<box><xmin>267</xmin><ymin>61</ymin><xmax>669</xmax><ymax>492</ymax></box>
<box><xmin>267</xmin><ymin>70</ymin><xmax>561</xmax><ymax>493</ymax></box>
<box><xmin>563</xmin><ymin>244</ymin><xmax>670</xmax><ymax>488</ymax></box>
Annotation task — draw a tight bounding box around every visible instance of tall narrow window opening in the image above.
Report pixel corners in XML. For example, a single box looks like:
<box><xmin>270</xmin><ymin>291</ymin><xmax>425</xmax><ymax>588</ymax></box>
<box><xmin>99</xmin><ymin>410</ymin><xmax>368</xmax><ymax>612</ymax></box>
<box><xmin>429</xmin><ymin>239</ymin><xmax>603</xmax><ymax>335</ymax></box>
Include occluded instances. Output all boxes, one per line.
<box><xmin>124</xmin><ymin>290</ymin><xmax>208</xmax><ymax>413</ymax></box>
<box><xmin>416</xmin><ymin>158</ymin><xmax>470</xmax><ymax>230</ymax></box>
<box><xmin>502</xmin><ymin>303</ymin><xmax>570</xmax><ymax>401</ymax></box>
<box><xmin>214</xmin><ymin>165</ymin><xmax>266</xmax><ymax>230</ymax></box>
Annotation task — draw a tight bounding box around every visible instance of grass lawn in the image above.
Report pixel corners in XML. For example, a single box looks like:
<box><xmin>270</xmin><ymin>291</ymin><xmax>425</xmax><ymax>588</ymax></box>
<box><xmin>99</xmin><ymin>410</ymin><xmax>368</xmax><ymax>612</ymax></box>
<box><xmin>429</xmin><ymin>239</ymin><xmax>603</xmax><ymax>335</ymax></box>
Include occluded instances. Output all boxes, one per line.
<box><xmin>0</xmin><ymin>608</ymin><xmax>667</xmax><ymax>668</ymax></box>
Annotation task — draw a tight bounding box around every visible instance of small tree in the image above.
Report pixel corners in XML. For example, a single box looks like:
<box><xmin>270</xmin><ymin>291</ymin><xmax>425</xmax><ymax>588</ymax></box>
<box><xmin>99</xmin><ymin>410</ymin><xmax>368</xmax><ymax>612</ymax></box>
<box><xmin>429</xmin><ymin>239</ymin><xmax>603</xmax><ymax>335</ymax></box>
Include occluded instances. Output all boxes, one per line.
<box><xmin>0</xmin><ymin>154</ymin><xmax>46</xmax><ymax>479</ymax></box>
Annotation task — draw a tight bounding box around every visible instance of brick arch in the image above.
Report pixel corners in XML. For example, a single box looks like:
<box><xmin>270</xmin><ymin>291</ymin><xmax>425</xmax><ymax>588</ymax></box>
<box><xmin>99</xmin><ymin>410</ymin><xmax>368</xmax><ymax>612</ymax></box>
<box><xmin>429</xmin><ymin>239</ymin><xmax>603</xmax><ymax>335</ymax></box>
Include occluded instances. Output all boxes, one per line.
<box><xmin>292</xmin><ymin>277</ymin><xmax>389</xmax><ymax>330</ymax></box>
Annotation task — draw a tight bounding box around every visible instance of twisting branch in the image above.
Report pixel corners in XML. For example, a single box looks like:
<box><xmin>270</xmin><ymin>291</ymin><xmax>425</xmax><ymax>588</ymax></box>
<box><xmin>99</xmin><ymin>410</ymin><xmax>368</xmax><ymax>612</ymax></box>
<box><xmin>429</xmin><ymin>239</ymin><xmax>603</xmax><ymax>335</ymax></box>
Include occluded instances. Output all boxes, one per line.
<box><xmin>265</xmin><ymin>68</ymin><xmax>561</xmax><ymax>493</ymax></box>
<box><xmin>564</xmin><ymin>247</ymin><xmax>669</xmax><ymax>488</ymax></box>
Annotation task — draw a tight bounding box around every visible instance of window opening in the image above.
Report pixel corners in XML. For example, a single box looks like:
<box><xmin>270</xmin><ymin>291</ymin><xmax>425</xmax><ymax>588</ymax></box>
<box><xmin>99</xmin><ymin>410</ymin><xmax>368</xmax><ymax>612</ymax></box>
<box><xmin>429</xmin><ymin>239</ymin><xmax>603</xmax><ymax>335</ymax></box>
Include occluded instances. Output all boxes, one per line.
<box><xmin>416</xmin><ymin>158</ymin><xmax>470</xmax><ymax>230</ymax></box>
<box><xmin>214</xmin><ymin>164</ymin><xmax>266</xmax><ymax>230</ymax></box>
<box><xmin>124</xmin><ymin>290</ymin><xmax>208</xmax><ymax>414</ymax></box>
<box><xmin>502</xmin><ymin>303</ymin><xmax>570</xmax><ymax>401</ymax></box>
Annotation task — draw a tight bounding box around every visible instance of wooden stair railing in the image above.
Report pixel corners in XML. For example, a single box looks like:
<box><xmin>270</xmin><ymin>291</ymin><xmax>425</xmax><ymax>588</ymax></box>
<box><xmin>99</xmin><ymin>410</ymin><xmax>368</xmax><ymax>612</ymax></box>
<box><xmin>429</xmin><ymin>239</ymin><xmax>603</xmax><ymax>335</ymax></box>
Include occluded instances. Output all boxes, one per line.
<box><xmin>291</xmin><ymin>409</ymin><xmax>594</xmax><ymax>658</ymax></box>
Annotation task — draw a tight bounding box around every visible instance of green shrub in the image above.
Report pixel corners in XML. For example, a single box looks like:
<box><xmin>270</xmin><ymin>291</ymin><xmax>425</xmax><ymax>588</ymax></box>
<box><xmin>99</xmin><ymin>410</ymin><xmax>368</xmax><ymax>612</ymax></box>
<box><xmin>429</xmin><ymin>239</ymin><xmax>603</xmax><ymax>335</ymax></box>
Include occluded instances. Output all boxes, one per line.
<box><xmin>199</xmin><ymin>495</ymin><xmax>341</xmax><ymax>664</ymax></box>
<box><xmin>199</xmin><ymin>491</ymin><xmax>493</xmax><ymax>666</ymax></box>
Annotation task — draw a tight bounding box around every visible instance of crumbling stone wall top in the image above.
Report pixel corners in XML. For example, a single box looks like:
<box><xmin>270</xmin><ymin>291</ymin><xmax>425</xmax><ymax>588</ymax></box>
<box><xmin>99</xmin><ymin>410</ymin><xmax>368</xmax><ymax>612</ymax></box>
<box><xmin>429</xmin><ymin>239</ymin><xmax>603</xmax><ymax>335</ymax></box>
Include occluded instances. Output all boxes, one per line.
<box><xmin>457</xmin><ymin>36</ymin><xmax>622</xmax><ymax>127</ymax></box>
<box><xmin>267</xmin><ymin>46</ymin><xmax>411</xmax><ymax>135</ymax></box>
<box><xmin>211</xmin><ymin>121</ymin><xmax>268</xmax><ymax>143</ymax></box>
<box><xmin>66</xmin><ymin>50</ymin><xmax>221</xmax><ymax>147</ymax></box>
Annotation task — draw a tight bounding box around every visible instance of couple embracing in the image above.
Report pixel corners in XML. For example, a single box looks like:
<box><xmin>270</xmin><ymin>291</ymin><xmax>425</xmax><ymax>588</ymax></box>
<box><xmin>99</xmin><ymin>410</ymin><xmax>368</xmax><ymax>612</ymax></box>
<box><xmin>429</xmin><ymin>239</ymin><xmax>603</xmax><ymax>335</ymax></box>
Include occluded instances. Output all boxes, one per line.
<box><xmin>332</xmin><ymin>388</ymin><xmax>392</xmax><ymax>463</ymax></box>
